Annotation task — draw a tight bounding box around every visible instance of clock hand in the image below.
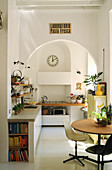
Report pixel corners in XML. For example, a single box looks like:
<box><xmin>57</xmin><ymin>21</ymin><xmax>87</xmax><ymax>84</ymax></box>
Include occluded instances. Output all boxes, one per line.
<box><xmin>52</xmin><ymin>56</ymin><xmax>57</xmax><ymax>62</ymax></box>
<box><xmin>52</xmin><ymin>56</ymin><xmax>53</xmax><ymax>62</ymax></box>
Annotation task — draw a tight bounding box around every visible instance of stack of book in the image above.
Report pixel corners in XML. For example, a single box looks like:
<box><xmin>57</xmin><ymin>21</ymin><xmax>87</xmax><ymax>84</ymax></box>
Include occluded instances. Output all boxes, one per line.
<box><xmin>9</xmin><ymin>149</ymin><xmax>28</xmax><ymax>162</ymax></box>
<box><xmin>9</xmin><ymin>122</ymin><xmax>28</xmax><ymax>134</ymax></box>
<box><xmin>9</xmin><ymin>136</ymin><xmax>28</xmax><ymax>147</ymax></box>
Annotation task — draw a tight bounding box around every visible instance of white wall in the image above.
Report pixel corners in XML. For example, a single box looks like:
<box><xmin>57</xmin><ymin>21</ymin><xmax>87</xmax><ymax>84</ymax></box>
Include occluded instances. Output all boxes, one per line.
<box><xmin>110</xmin><ymin>10</ymin><xmax>112</xmax><ymax>103</ymax></box>
<box><xmin>67</xmin><ymin>41</ymin><xmax>88</xmax><ymax>95</ymax></box>
<box><xmin>98</xmin><ymin>0</ymin><xmax>112</xmax><ymax>103</ymax></box>
<box><xmin>0</xmin><ymin>0</ymin><xmax>19</xmax><ymax>162</ymax></box>
<box><xmin>19</xmin><ymin>9</ymin><xmax>98</xmax><ymax>64</ymax></box>
<box><xmin>0</xmin><ymin>0</ymin><xmax>8</xmax><ymax>162</ymax></box>
<box><xmin>8</xmin><ymin>0</ymin><xmax>19</xmax><ymax>117</ymax></box>
<box><xmin>23</xmin><ymin>39</ymin><xmax>91</xmax><ymax>102</ymax></box>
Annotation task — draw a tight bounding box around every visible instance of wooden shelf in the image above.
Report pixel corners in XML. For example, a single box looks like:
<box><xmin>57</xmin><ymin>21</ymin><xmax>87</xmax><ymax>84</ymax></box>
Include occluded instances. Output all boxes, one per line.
<box><xmin>11</xmin><ymin>92</ymin><xmax>31</xmax><ymax>98</ymax></box>
<box><xmin>9</xmin><ymin>146</ymin><xmax>28</xmax><ymax>150</ymax></box>
<box><xmin>9</xmin><ymin>134</ymin><xmax>28</xmax><ymax>136</ymax></box>
<box><xmin>11</xmin><ymin>84</ymin><xmax>32</xmax><ymax>86</ymax></box>
<box><xmin>37</xmin><ymin>102</ymin><xmax>85</xmax><ymax>106</ymax></box>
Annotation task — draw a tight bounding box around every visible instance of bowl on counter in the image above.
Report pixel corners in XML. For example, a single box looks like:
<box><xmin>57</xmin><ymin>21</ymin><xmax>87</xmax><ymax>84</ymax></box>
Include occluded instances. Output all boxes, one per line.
<box><xmin>28</xmin><ymin>101</ymin><xmax>37</xmax><ymax>106</ymax></box>
<box><xmin>71</xmin><ymin>99</ymin><xmax>76</xmax><ymax>103</ymax></box>
<box><xmin>77</xmin><ymin>99</ymin><xmax>82</xmax><ymax>104</ymax></box>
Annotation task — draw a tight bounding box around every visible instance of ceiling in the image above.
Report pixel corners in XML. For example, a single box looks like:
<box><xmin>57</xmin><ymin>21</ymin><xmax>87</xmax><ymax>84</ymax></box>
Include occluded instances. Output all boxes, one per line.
<box><xmin>16</xmin><ymin>0</ymin><xmax>104</xmax><ymax>9</ymax></box>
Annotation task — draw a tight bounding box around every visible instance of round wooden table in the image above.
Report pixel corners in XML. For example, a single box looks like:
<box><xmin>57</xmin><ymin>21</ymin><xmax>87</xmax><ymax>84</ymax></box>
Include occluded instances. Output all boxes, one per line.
<box><xmin>71</xmin><ymin>119</ymin><xmax>112</xmax><ymax>136</ymax></box>
<box><xmin>71</xmin><ymin>119</ymin><xmax>112</xmax><ymax>169</ymax></box>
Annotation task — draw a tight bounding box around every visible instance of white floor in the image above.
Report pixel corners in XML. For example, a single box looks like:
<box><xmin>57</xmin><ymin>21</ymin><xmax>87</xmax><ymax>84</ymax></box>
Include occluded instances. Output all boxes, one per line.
<box><xmin>0</xmin><ymin>127</ymin><xmax>112</xmax><ymax>170</ymax></box>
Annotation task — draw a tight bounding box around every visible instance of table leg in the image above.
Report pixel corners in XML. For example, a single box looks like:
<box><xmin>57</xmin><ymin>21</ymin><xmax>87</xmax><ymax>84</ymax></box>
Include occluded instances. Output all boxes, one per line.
<box><xmin>98</xmin><ymin>134</ymin><xmax>101</xmax><ymax>170</ymax></box>
<box><xmin>98</xmin><ymin>134</ymin><xmax>101</xmax><ymax>145</ymax></box>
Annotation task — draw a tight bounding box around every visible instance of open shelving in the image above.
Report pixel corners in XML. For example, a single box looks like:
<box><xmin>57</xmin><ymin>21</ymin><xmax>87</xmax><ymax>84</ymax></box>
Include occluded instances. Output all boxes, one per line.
<box><xmin>11</xmin><ymin>84</ymin><xmax>32</xmax><ymax>86</ymax></box>
<box><xmin>11</xmin><ymin>92</ymin><xmax>31</xmax><ymax>98</ymax></box>
<box><xmin>8</xmin><ymin>122</ymin><xmax>28</xmax><ymax>162</ymax></box>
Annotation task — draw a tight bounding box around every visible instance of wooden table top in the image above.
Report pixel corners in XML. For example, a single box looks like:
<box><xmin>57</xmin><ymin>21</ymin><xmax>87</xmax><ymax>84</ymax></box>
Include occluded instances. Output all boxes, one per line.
<box><xmin>71</xmin><ymin>119</ymin><xmax>112</xmax><ymax>135</ymax></box>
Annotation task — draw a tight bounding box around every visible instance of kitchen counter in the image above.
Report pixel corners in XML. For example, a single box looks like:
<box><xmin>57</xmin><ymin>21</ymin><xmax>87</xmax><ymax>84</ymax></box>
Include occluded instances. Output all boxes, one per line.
<box><xmin>37</xmin><ymin>102</ymin><xmax>85</xmax><ymax>106</ymax></box>
<box><xmin>8</xmin><ymin>106</ymin><xmax>41</xmax><ymax>122</ymax></box>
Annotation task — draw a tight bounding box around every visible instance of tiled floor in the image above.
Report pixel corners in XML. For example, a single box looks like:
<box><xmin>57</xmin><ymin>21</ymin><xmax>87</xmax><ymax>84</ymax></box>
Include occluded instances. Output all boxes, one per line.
<box><xmin>0</xmin><ymin>127</ymin><xmax>112</xmax><ymax>170</ymax></box>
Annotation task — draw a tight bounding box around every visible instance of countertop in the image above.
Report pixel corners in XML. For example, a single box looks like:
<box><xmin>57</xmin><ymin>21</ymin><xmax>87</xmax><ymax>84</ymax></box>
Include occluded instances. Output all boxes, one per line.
<box><xmin>8</xmin><ymin>105</ymin><xmax>41</xmax><ymax>122</ymax></box>
<box><xmin>36</xmin><ymin>102</ymin><xmax>85</xmax><ymax>106</ymax></box>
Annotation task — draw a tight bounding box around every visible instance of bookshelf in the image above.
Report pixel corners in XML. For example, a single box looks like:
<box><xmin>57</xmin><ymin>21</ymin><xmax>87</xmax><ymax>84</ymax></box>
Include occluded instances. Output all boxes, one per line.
<box><xmin>8</xmin><ymin>122</ymin><xmax>28</xmax><ymax>162</ymax></box>
<box><xmin>8</xmin><ymin>106</ymin><xmax>42</xmax><ymax>163</ymax></box>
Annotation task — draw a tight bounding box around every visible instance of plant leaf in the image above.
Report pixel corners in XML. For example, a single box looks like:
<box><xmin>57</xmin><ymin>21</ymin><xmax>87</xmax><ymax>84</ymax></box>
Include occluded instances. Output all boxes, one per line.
<box><xmin>97</xmin><ymin>72</ymin><xmax>103</xmax><ymax>77</ymax></box>
<box><xmin>83</xmin><ymin>80</ymin><xmax>90</xmax><ymax>83</ymax></box>
<box><xmin>96</xmin><ymin>79</ymin><xmax>102</xmax><ymax>82</ymax></box>
<box><xmin>84</xmin><ymin>75</ymin><xmax>90</xmax><ymax>77</ymax></box>
<box><xmin>86</xmin><ymin>83</ymin><xmax>92</xmax><ymax>86</ymax></box>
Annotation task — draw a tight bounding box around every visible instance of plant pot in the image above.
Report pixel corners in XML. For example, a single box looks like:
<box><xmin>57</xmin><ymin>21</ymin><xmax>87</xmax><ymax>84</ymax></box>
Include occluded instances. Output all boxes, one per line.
<box><xmin>15</xmin><ymin>110</ymin><xmax>19</xmax><ymax>115</ymax></box>
<box><xmin>101</xmin><ymin>119</ymin><xmax>107</xmax><ymax>127</ymax></box>
<box><xmin>92</xmin><ymin>91</ymin><xmax>95</xmax><ymax>95</ymax></box>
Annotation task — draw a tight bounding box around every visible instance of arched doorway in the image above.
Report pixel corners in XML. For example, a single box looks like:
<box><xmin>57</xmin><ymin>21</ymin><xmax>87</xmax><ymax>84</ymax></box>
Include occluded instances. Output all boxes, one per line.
<box><xmin>23</xmin><ymin>39</ymin><xmax>97</xmax><ymax>102</ymax></box>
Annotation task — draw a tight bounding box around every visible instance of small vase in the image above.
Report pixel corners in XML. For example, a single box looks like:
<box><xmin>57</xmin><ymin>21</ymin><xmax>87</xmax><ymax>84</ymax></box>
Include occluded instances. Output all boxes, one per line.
<box><xmin>95</xmin><ymin>84</ymin><xmax>103</xmax><ymax>96</ymax></box>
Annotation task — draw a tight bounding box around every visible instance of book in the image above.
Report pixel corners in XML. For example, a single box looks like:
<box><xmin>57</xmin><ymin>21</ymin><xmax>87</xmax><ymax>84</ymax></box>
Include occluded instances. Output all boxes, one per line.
<box><xmin>24</xmin><ymin>150</ymin><xmax>28</xmax><ymax>161</ymax></box>
<box><xmin>22</xmin><ymin>136</ymin><xmax>25</xmax><ymax>147</ymax></box>
<box><xmin>9</xmin><ymin>123</ymin><xmax>12</xmax><ymax>134</ymax></box>
<box><xmin>21</xmin><ymin>150</ymin><xmax>25</xmax><ymax>161</ymax></box>
<box><xmin>15</xmin><ymin>151</ymin><xmax>19</xmax><ymax>161</ymax></box>
<box><xmin>18</xmin><ymin>150</ymin><xmax>22</xmax><ymax>161</ymax></box>
<box><xmin>25</xmin><ymin>136</ymin><xmax>28</xmax><ymax>147</ymax></box>
<box><xmin>19</xmin><ymin>136</ymin><xmax>22</xmax><ymax>146</ymax></box>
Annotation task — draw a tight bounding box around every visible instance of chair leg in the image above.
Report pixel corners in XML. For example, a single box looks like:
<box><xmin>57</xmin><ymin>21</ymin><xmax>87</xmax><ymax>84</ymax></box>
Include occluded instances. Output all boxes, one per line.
<box><xmin>63</xmin><ymin>141</ymin><xmax>85</xmax><ymax>166</ymax></box>
<box><xmin>97</xmin><ymin>154</ymin><xmax>100</xmax><ymax>170</ymax></box>
<box><xmin>101</xmin><ymin>155</ymin><xmax>104</xmax><ymax>170</ymax></box>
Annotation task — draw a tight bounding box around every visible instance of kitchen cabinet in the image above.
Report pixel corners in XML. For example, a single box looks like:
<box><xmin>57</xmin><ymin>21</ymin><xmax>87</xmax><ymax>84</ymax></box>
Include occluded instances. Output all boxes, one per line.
<box><xmin>42</xmin><ymin>115</ymin><xmax>69</xmax><ymax>126</ymax></box>
<box><xmin>38</xmin><ymin>103</ymin><xmax>85</xmax><ymax>126</ymax></box>
<box><xmin>38</xmin><ymin>72</ymin><xmax>71</xmax><ymax>85</ymax></box>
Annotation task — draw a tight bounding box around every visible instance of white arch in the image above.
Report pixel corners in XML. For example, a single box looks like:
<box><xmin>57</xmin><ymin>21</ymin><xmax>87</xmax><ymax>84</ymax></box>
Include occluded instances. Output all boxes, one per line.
<box><xmin>26</xmin><ymin>39</ymin><xmax>97</xmax><ymax>68</ymax></box>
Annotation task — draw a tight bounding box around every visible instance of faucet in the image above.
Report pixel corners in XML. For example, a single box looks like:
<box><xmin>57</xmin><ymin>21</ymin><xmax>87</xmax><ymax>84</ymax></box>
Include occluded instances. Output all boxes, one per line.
<box><xmin>41</xmin><ymin>95</ymin><xmax>48</xmax><ymax>103</ymax></box>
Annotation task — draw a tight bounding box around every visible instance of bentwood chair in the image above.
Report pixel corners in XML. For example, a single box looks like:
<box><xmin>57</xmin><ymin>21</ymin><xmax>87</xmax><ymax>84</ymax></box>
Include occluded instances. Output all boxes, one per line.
<box><xmin>63</xmin><ymin>119</ymin><xmax>88</xmax><ymax>166</ymax></box>
<box><xmin>86</xmin><ymin>134</ymin><xmax>112</xmax><ymax>170</ymax></box>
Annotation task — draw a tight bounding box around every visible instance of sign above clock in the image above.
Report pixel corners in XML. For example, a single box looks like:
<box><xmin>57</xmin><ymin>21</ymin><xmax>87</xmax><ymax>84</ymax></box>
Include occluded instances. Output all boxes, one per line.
<box><xmin>49</xmin><ymin>23</ymin><xmax>71</xmax><ymax>34</ymax></box>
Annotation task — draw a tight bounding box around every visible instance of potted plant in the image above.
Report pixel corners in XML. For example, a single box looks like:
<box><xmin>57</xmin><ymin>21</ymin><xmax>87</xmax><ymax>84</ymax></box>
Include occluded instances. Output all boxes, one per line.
<box><xmin>21</xmin><ymin>103</ymin><xmax>24</xmax><ymax>110</ymax></box>
<box><xmin>83</xmin><ymin>72</ymin><xmax>103</xmax><ymax>95</ymax></box>
<box><xmin>92</xmin><ymin>106</ymin><xmax>112</xmax><ymax>126</ymax></box>
<box><xmin>13</xmin><ymin>105</ymin><xmax>19</xmax><ymax>115</ymax></box>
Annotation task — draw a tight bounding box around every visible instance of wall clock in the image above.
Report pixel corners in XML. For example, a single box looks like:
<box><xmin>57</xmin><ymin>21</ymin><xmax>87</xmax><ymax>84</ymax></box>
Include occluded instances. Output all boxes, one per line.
<box><xmin>47</xmin><ymin>55</ymin><xmax>59</xmax><ymax>67</ymax></box>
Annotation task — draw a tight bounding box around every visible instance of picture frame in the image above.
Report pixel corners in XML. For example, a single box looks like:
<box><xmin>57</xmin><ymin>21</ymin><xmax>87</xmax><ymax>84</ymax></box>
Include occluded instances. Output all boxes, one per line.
<box><xmin>99</xmin><ymin>82</ymin><xmax>107</xmax><ymax>95</ymax></box>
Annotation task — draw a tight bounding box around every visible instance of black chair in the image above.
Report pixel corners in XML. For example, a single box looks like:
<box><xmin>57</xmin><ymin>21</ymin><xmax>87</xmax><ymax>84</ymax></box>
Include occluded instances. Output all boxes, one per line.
<box><xmin>63</xmin><ymin>119</ymin><xmax>88</xmax><ymax>166</ymax></box>
<box><xmin>86</xmin><ymin>134</ymin><xmax>112</xmax><ymax>170</ymax></box>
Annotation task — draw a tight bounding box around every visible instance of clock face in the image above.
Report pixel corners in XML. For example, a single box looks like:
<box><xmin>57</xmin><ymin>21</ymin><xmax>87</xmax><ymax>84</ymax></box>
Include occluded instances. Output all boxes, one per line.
<box><xmin>47</xmin><ymin>55</ymin><xmax>58</xmax><ymax>67</ymax></box>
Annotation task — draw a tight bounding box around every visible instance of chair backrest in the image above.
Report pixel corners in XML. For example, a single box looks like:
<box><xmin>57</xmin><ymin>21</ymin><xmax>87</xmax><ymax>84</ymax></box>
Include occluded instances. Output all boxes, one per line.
<box><xmin>63</xmin><ymin>119</ymin><xmax>76</xmax><ymax>140</ymax></box>
<box><xmin>102</xmin><ymin>135</ymin><xmax>112</xmax><ymax>156</ymax></box>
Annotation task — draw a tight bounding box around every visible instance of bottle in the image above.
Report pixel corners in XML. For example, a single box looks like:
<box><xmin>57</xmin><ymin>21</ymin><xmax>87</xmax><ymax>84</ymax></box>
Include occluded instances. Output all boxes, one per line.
<box><xmin>95</xmin><ymin>84</ymin><xmax>103</xmax><ymax>96</ymax></box>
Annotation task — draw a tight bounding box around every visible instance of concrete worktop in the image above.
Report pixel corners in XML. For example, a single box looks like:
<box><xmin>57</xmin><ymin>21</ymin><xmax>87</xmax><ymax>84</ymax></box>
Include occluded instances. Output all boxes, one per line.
<box><xmin>8</xmin><ymin>105</ymin><xmax>41</xmax><ymax>122</ymax></box>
